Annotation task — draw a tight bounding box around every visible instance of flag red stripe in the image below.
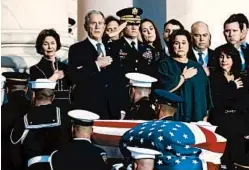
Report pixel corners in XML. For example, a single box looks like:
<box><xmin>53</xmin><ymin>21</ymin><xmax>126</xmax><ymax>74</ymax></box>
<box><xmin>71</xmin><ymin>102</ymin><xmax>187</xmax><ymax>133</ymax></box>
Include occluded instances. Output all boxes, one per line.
<box><xmin>92</xmin><ymin>133</ymin><xmax>121</xmax><ymax>147</ymax></box>
<box><xmin>193</xmin><ymin>142</ymin><xmax>227</xmax><ymax>153</ymax></box>
<box><xmin>94</xmin><ymin>121</ymin><xmax>140</xmax><ymax>128</ymax></box>
<box><xmin>198</xmin><ymin>126</ymin><xmax>217</xmax><ymax>143</ymax></box>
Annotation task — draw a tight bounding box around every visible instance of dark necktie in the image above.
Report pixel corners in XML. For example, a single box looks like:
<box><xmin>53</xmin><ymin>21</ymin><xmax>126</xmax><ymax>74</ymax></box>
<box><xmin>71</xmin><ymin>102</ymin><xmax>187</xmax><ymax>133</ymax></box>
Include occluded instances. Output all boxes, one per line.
<box><xmin>131</xmin><ymin>41</ymin><xmax>136</xmax><ymax>50</ymax></box>
<box><xmin>96</xmin><ymin>43</ymin><xmax>103</xmax><ymax>56</ymax></box>
<box><xmin>198</xmin><ymin>52</ymin><xmax>204</xmax><ymax>65</ymax></box>
<box><xmin>241</xmin><ymin>43</ymin><xmax>247</xmax><ymax>50</ymax></box>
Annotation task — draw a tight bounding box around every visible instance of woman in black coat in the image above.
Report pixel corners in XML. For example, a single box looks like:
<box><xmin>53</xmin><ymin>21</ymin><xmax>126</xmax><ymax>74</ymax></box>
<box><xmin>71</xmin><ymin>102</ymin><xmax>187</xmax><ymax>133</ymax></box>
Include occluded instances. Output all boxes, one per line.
<box><xmin>209</xmin><ymin>43</ymin><xmax>249</xmax><ymax>169</ymax></box>
<box><xmin>30</xmin><ymin>29</ymin><xmax>72</xmax><ymax>112</ymax></box>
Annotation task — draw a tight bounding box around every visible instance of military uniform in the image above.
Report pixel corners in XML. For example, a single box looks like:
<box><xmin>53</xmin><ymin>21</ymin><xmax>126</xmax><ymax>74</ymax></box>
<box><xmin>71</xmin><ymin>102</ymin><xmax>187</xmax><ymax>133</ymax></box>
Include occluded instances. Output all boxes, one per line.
<box><xmin>50</xmin><ymin>139</ymin><xmax>109</xmax><ymax>170</ymax></box>
<box><xmin>50</xmin><ymin>110</ymin><xmax>110</xmax><ymax>170</ymax></box>
<box><xmin>1</xmin><ymin>72</ymin><xmax>31</xmax><ymax>170</ymax></box>
<box><xmin>124</xmin><ymin>73</ymin><xmax>157</xmax><ymax>120</ymax></box>
<box><xmin>125</xmin><ymin>96</ymin><xmax>155</xmax><ymax>120</ymax></box>
<box><xmin>10</xmin><ymin>79</ymin><xmax>71</xmax><ymax>170</ymax></box>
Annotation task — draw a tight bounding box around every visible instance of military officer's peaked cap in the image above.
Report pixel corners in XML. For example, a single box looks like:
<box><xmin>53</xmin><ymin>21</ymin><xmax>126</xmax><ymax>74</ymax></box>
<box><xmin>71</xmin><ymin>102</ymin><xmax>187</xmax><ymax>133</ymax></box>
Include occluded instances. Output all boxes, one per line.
<box><xmin>30</xmin><ymin>79</ymin><xmax>56</xmax><ymax>89</ymax></box>
<box><xmin>68</xmin><ymin>110</ymin><xmax>100</xmax><ymax>126</ymax></box>
<box><xmin>2</xmin><ymin>72</ymin><xmax>29</xmax><ymax>85</ymax></box>
<box><xmin>126</xmin><ymin>72</ymin><xmax>157</xmax><ymax>88</ymax></box>
<box><xmin>154</xmin><ymin>89</ymin><xmax>183</xmax><ymax>106</ymax></box>
<box><xmin>127</xmin><ymin>146</ymin><xmax>162</xmax><ymax>159</ymax></box>
<box><xmin>116</xmin><ymin>7</ymin><xmax>143</xmax><ymax>24</ymax></box>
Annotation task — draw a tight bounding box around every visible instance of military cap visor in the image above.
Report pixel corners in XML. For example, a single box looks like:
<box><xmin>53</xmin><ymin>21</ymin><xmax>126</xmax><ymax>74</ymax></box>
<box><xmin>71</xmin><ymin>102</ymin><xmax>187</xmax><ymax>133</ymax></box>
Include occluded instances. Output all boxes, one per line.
<box><xmin>2</xmin><ymin>72</ymin><xmax>29</xmax><ymax>85</ymax></box>
<box><xmin>154</xmin><ymin>89</ymin><xmax>183</xmax><ymax>106</ymax></box>
<box><xmin>68</xmin><ymin>110</ymin><xmax>100</xmax><ymax>126</ymax></box>
<box><xmin>116</xmin><ymin>7</ymin><xmax>143</xmax><ymax>23</ymax></box>
<box><xmin>127</xmin><ymin>146</ymin><xmax>162</xmax><ymax>159</ymax></box>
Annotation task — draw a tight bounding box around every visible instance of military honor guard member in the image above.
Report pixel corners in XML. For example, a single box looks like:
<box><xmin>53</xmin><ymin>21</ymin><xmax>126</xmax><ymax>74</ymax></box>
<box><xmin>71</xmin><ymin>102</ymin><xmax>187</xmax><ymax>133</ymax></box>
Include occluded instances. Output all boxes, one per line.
<box><xmin>154</xmin><ymin>89</ymin><xmax>183</xmax><ymax>120</ymax></box>
<box><xmin>1</xmin><ymin>72</ymin><xmax>31</xmax><ymax>170</ymax></box>
<box><xmin>10</xmin><ymin>79</ymin><xmax>71</xmax><ymax>170</ymax></box>
<box><xmin>49</xmin><ymin>110</ymin><xmax>110</xmax><ymax>170</ymax></box>
<box><xmin>124</xmin><ymin>72</ymin><xmax>157</xmax><ymax>120</ymax></box>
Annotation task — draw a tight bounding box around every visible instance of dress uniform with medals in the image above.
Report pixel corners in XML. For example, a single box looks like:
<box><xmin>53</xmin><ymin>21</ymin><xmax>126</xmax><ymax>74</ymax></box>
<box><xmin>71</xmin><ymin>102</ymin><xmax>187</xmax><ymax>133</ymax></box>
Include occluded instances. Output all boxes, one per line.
<box><xmin>10</xmin><ymin>79</ymin><xmax>71</xmax><ymax>170</ymax></box>
<box><xmin>1</xmin><ymin>72</ymin><xmax>31</xmax><ymax>170</ymax></box>
<box><xmin>124</xmin><ymin>73</ymin><xmax>157</xmax><ymax>120</ymax></box>
<box><xmin>49</xmin><ymin>110</ymin><xmax>110</xmax><ymax>170</ymax></box>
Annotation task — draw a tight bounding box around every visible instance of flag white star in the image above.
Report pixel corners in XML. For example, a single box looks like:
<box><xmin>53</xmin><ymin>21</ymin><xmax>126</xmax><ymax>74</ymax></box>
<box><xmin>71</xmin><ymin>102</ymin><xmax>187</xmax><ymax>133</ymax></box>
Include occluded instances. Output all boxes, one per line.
<box><xmin>169</xmin><ymin>132</ymin><xmax>174</xmax><ymax>137</ymax></box>
<box><xmin>140</xmin><ymin>138</ymin><xmax>144</xmax><ymax>144</ymax></box>
<box><xmin>150</xmin><ymin>128</ymin><xmax>155</xmax><ymax>131</ymax></box>
<box><xmin>161</xmin><ymin>124</ymin><xmax>166</xmax><ymax>127</ymax></box>
<box><xmin>158</xmin><ymin>129</ymin><xmax>163</xmax><ymax>132</ymax></box>
<box><xmin>148</xmin><ymin>132</ymin><xmax>152</xmax><ymax>137</ymax></box>
<box><xmin>181</xmin><ymin>156</ymin><xmax>186</xmax><ymax>160</ymax></box>
<box><xmin>175</xmin><ymin>159</ymin><xmax>180</xmax><ymax>164</ymax></box>
<box><xmin>192</xmin><ymin>160</ymin><xmax>198</xmax><ymax>164</ymax></box>
<box><xmin>172</xmin><ymin>128</ymin><xmax>178</xmax><ymax>131</ymax></box>
<box><xmin>165</xmin><ymin>121</ymin><xmax>170</xmax><ymax>123</ymax></box>
<box><xmin>167</xmin><ymin>156</ymin><xmax>172</xmax><ymax>160</ymax></box>
<box><xmin>166</xmin><ymin>145</ymin><xmax>172</xmax><ymax>150</ymax></box>
<box><xmin>138</xmin><ymin>131</ymin><xmax>143</xmax><ymax>134</ymax></box>
<box><xmin>151</xmin><ymin>141</ymin><xmax>155</xmax><ymax>146</ymax></box>
<box><xmin>129</xmin><ymin>130</ymin><xmax>134</xmax><ymax>134</ymax></box>
<box><xmin>158</xmin><ymin>136</ymin><xmax>163</xmax><ymax>141</ymax></box>
<box><xmin>184</xmin><ymin>145</ymin><xmax>190</xmax><ymax>149</ymax></box>
<box><xmin>152</xmin><ymin>123</ymin><xmax>157</xmax><ymax>126</ymax></box>
<box><xmin>129</xmin><ymin>136</ymin><xmax>134</xmax><ymax>142</ymax></box>
<box><xmin>141</xmin><ymin>127</ymin><xmax>146</xmax><ymax>130</ymax></box>
<box><xmin>177</xmin><ymin>140</ymin><xmax>181</xmax><ymax>144</ymax></box>
<box><xmin>176</xmin><ymin>124</ymin><xmax>181</xmax><ymax>128</ymax></box>
<box><xmin>183</xmin><ymin>134</ymin><xmax>188</xmax><ymax>139</ymax></box>
<box><xmin>123</xmin><ymin>143</ymin><xmax>127</xmax><ymax>147</ymax></box>
<box><xmin>143</xmin><ymin>122</ymin><xmax>148</xmax><ymax>126</ymax></box>
<box><xmin>193</xmin><ymin>151</ymin><xmax>198</xmax><ymax>154</ymax></box>
<box><xmin>157</xmin><ymin>160</ymin><xmax>163</xmax><ymax>165</ymax></box>
<box><xmin>176</xmin><ymin>153</ymin><xmax>181</xmax><ymax>156</ymax></box>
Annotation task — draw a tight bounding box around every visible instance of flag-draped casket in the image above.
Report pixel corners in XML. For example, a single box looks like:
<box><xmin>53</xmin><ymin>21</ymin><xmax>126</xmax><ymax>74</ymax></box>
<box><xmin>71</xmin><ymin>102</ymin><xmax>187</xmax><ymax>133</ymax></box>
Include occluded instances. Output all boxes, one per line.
<box><xmin>92</xmin><ymin>120</ymin><xmax>226</xmax><ymax>170</ymax></box>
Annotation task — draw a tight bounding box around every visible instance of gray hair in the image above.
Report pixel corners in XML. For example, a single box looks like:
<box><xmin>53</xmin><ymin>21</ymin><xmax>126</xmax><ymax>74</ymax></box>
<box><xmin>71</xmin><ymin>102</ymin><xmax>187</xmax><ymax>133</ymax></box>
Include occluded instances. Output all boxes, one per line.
<box><xmin>84</xmin><ymin>10</ymin><xmax>105</xmax><ymax>29</ymax></box>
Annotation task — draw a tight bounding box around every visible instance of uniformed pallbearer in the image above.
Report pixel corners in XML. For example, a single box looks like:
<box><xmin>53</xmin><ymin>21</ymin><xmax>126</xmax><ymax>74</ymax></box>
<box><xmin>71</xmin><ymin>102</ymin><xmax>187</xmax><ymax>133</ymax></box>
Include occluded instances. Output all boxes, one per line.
<box><xmin>10</xmin><ymin>79</ymin><xmax>71</xmax><ymax>170</ymax></box>
<box><xmin>49</xmin><ymin>110</ymin><xmax>110</xmax><ymax>170</ymax></box>
<box><xmin>124</xmin><ymin>72</ymin><xmax>157</xmax><ymax>120</ymax></box>
<box><xmin>154</xmin><ymin>89</ymin><xmax>183</xmax><ymax>120</ymax></box>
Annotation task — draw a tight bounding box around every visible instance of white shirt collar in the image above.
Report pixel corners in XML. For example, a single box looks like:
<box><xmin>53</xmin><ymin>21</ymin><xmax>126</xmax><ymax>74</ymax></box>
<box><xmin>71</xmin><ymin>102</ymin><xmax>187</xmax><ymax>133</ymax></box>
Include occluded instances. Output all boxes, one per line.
<box><xmin>192</xmin><ymin>48</ymin><xmax>208</xmax><ymax>56</ymax></box>
<box><xmin>88</xmin><ymin>37</ymin><xmax>103</xmax><ymax>47</ymax></box>
<box><xmin>73</xmin><ymin>138</ymin><xmax>91</xmax><ymax>143</ymax></box>
<box><xmin>124</xmin><ymin>37</ymin><xmax>138</xmax><ymax>49</ymax></box>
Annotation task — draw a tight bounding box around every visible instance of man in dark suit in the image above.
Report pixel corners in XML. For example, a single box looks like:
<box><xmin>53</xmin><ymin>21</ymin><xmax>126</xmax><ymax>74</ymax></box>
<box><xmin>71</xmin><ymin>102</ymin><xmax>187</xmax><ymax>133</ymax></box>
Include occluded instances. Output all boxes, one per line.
<box><xmin>161</xmin><ymin>19</ymin><xmax>184</xmax><ymax>59</ymax></box>
<box><xmin>190</xmin><ymin>21</ymin><xmax>216</xmax><ymax>76</ymax></box>
<box><xmin>49</xmin><ymin>110</ymin><xmax>110</xmax><ymax>170</ymax></box>
<box><xmin>68</xmin><ymin>10</ymin><xmax>121</xmax><ymax>119</ymax></box>
<box><xmin>218</xmin><ymin>14</ymin><xmax>248</xmax><ymax>74</ymax></box>
<box><xmin>154</xmin><ymin>89</ymin><xmax>183</xmax><ymax>120</ymax></box>
<box><xmin>237</xmin><ymin>13</ymin><xmax>249</xmax><ymax>77</ymax></box>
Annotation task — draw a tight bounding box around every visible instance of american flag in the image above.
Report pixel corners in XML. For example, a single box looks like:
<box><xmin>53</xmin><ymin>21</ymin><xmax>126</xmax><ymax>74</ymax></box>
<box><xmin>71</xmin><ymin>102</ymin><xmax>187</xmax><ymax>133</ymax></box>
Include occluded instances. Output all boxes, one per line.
<box><xmin>92</xmin><ymin>120</ymin><xmax>226</xmax><ymax>170</ymax></box>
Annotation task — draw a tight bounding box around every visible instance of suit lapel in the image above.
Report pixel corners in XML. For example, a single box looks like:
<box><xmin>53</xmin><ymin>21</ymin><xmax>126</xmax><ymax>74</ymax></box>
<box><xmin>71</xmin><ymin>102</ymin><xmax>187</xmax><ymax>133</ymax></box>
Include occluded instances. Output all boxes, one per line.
<box><xmin>85</xmin><ymin>38</ymin><xmax>99</xmax><ymax>60</ymax></box>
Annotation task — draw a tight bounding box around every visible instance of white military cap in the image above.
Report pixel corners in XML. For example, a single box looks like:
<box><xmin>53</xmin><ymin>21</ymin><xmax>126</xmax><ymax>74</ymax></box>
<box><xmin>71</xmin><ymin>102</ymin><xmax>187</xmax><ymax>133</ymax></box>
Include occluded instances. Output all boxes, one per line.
<box><xmin>1</xmin><ymin>76</ymin><xmax>6</xmax><ymax>89</ymax></box>
<box><xmin>125</xmin><ymin>73</ymin><xmax>157</xmax><ymax>88</ymax></box>
<box><xmin>30</xmin><ymin>79</ymin><xmax>56</xmax><ymax>89</ymax></box>
<box><xmin>127</xmin><ymin>146</ymin><xmax>162</xmax><ymax>159</ymax></box>
<box><xmin>68</xmin><ymin>110</ymin><xmax>100</xmax><ymax>126</ymax></box>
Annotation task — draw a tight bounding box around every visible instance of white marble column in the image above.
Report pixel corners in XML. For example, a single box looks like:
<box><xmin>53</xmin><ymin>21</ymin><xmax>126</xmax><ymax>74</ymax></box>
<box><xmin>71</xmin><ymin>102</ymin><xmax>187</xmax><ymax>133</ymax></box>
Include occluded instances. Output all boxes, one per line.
<box><xmin>77</xmin><ymin>0</ymin><xmax>133</xmax><ymax>41</ymax></box>
<box><xmin>1</xmin><ymin>0</ymin><xmax>75</xmax><ymax>72</ymax></box>
<box><xmin>167</xmin><ymin>0</ymin><xmax>249</xmax><ymax>49</ymax></box>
